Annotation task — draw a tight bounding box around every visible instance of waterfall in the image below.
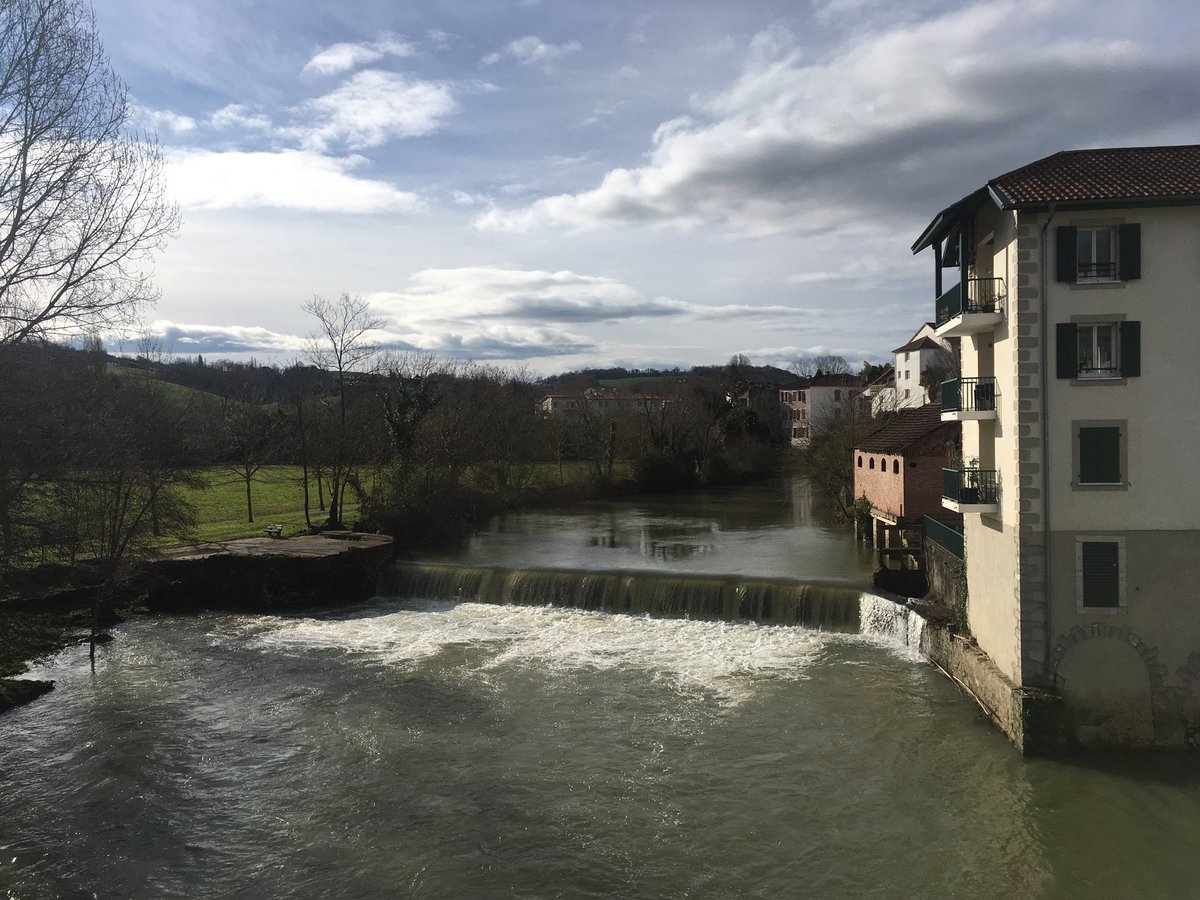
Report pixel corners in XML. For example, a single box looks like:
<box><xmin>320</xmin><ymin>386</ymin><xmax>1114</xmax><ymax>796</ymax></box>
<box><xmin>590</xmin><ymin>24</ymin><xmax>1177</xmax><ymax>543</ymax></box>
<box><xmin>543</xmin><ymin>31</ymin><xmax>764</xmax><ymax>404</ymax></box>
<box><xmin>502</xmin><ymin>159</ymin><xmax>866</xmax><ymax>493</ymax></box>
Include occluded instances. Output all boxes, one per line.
<box><xmin>379</xmin><ymin>561</ymin><xmax>868</xmax><ymax>631</ymax></box>
<box><xmin>858</xmin><ymin>592</ymin><xmax>928</xmax><ymax>653</ymax></box>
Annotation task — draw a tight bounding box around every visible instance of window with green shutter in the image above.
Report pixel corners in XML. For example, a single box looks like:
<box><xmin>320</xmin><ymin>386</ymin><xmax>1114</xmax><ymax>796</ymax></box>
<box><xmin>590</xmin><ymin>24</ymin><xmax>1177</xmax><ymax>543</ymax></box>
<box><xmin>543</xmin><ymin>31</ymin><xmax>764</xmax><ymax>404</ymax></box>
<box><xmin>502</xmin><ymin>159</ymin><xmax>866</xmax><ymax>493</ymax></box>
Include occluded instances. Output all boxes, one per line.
<box><xmin>1079</xmin><ymin>426</ymin><xmax>1122</xmax><ymax>484</ymax></box>
<box><xmin>1056</xmin><ymin>320</ymin><xmax>1141</xmax><ymax>379</ymax></box>
<box><xmin>1079</xmin><ymin>540</ymin><xmax>1121</xmax><ymax>608</ymax></box>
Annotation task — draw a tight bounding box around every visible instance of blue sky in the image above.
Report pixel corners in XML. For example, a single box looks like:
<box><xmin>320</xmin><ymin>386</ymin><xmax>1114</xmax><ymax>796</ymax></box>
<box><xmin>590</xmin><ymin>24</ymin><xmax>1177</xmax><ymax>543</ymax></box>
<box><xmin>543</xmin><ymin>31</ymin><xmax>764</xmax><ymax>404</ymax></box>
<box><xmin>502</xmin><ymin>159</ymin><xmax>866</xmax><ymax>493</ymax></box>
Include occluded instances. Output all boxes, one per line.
<box><xmin>93</xmin><ymin>0</ymin><xmax>1200</xmax><ymax>373</ymax></box>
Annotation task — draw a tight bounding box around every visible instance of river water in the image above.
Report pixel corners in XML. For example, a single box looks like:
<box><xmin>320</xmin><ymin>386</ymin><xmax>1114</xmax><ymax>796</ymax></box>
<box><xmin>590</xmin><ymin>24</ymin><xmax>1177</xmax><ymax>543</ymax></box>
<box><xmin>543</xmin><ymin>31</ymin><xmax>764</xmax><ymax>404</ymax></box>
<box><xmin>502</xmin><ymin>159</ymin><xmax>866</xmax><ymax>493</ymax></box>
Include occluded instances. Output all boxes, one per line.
<box><xmin>3</xmin><ymin>479</ymin><xmax>1200</xmax><ymax>898</ymax></box>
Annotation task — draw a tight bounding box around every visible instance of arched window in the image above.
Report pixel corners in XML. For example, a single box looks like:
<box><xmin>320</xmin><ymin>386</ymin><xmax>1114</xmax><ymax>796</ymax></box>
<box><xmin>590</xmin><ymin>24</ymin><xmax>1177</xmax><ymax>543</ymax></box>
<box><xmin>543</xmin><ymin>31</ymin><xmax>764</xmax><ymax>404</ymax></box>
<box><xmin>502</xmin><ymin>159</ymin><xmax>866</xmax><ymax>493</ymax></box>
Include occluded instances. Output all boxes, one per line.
<box><xmin>869</xmin><ymin>458</ymin><xmax>875</xmax><ymax>470</ymax></box>
<box><xmin>857</xmin><ymin>456</ymin><xmax>863</xmax><ymax>468</ymax></box>
<box><xmin>893</xmin><ymin>459</ymin><xmax>899</xmax><ymax>474</ymax></box>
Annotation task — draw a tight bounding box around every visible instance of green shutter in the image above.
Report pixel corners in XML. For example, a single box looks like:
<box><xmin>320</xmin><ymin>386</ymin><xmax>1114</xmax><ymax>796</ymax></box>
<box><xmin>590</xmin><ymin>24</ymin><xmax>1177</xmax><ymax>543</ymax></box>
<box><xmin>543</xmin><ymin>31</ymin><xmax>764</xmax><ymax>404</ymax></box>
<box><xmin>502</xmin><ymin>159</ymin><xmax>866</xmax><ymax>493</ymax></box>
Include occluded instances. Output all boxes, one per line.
<box><xmin>1081</xmin><ymin>541</ymin><xmax>1120</xmax><ymax>608</ymax></box>
<box><xmin>1118</xmin><ymin>223</ymin><xmax>1141</xmax><ymax>280</ymax></box>
<box><xmin>1056</xmin><ymin>226</ymin><xmax>1077</xmax><ymax>283</ymax></box>
<box><xmin>1120</xmin><ymin>321</ymin><xmax>1141</xmax><ymax>377</ymax></box>
<box><xmin>1056</xmin><ymin>323</ymin><xmax>1079</xmax><ymax>378</ymax></box>
<box><xmin>1079</xmin><ymin>426</ymin><xmax>1121</xmax><ymax>484</ymax></box>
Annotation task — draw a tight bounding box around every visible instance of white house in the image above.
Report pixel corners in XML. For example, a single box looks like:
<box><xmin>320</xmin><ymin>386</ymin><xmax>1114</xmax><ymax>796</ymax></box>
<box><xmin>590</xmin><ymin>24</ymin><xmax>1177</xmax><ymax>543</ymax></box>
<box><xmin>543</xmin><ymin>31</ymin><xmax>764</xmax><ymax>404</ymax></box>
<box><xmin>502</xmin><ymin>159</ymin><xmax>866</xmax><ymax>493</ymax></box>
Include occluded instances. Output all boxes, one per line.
<box><xmin>779</xmin><ymin>373</ymin><xmax>863</xmax><ymax>445</ymax></box>
<box><xmin>912</xmin><ymin>145</ymin><xmax>1200</xmax><ymax>748</ymax></box>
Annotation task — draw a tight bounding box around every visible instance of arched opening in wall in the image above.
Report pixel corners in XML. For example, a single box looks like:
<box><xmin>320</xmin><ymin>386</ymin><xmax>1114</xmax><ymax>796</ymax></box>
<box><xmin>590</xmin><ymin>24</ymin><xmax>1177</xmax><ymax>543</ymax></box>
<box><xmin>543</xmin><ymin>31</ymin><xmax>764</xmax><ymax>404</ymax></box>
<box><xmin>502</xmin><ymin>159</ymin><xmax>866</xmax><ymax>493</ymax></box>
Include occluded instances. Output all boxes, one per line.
<box><xmin>857</xmin><ymin>456</ymin><xmax>863</xmax><ymax>468</ymax></box>
<box><xmin>1056</xmin><ymin>638</ymin><xmax>1155</xmax><ymax>747</ymax></box>
<box><xmin>892</xmin><ymin>460</ymin><xmax>899</xmax><ymax>474</ymax></box>
<box><xmin>869</xmin><ymin>459</ymin><xmax>875</xmax><ymax>470</ymax></box>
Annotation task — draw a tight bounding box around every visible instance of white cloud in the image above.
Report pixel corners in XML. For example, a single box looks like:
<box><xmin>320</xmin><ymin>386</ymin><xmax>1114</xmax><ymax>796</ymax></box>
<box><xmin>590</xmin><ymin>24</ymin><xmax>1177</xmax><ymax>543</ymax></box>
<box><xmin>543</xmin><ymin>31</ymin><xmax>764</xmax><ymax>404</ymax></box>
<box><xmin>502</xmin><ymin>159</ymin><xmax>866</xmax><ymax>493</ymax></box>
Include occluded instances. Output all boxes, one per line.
<box><xmin>132</xmin><ymin>103</ymin><xmax>196</xmax><ymax>135</ymax></box>
<box><xmin>482</xmin><ymin>35</ymin><xmax>581</xmax><ymax>68</ymax></box>
<box><xmin>301</xmin><ymin>35</ymin><xmax>415</xmax><ymax>77</ymax></box>
<box><xmin>164</xmin><ymin>148</ymin><xmax>422</xmax><ymax>213</ymax></box>
<box><xmin>138</xmin><ymin>321</ymin><xmax>308</xmax><ymax>355</ymax></box>
<box><xmin>476</xmin><ymin>3</ymin><xmax>1200</xmax><ymax>236</ymax></box>
<box><xmin>298</xmin><ymin>70</ymin><xmax>458</xmax><ymax>151</ymax></box>
<box><xmin>208</xmin><ymin>103</ymin><xmax>273</xmax><ymax>131</ymax></box>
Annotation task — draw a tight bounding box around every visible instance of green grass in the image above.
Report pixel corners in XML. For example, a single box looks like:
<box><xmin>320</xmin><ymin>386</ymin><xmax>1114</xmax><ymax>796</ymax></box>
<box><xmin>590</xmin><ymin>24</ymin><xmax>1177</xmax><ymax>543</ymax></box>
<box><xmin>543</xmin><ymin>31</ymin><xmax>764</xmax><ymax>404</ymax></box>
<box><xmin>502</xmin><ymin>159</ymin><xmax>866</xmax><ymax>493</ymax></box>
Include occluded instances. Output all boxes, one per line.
<box><xmin>182</xmin><ymin>466</ymin><xmax>358</xmax><ymax>543</ymax></box>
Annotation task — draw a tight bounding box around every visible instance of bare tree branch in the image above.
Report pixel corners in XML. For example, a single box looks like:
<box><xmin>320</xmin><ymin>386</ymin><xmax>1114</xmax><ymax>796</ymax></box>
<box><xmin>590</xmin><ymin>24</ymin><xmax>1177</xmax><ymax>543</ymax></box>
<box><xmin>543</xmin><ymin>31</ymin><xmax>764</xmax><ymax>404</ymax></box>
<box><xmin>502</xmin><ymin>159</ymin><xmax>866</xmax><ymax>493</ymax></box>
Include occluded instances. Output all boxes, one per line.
<box><xmin>0</xmin><ymin>0</ymin><xmax>178</xmax><ymax>345</ymax></box>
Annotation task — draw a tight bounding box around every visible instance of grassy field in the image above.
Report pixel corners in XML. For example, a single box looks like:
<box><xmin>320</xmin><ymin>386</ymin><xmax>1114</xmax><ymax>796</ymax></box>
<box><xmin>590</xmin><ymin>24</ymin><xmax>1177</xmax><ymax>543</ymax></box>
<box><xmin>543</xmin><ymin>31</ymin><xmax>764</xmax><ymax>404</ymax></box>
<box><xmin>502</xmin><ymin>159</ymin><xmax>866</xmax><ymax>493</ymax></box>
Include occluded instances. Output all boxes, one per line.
<box><xmin>182</xmin><ymin>466</ymin><xmax>360</xmax><ymax>543</ymax></box>
<box><xmin>180</xmin><ymin>460</ymin><xmax>613</xmax><ymax>545</ymax></box>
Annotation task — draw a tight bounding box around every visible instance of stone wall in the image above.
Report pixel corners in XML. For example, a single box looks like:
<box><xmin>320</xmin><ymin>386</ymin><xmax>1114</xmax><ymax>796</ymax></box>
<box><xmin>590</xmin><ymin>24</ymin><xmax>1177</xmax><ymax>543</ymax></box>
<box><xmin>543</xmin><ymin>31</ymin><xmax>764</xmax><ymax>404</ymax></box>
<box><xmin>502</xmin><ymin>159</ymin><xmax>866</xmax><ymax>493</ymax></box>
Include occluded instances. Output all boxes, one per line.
<box><xmin>924</xmin><ymin>540</ymin><xmax>965</xmax><ymax>623</ymax></box>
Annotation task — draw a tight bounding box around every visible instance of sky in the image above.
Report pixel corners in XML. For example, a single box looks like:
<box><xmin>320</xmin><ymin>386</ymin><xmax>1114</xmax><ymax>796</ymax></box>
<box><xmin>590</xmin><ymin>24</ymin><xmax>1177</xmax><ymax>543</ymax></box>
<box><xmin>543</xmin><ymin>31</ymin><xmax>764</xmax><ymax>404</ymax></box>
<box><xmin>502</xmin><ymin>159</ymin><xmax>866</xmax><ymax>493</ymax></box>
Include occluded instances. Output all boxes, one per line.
<box><xmin>91</xmin><ymin>0</ymin><xmax>1200</xmax><ymax>375</ymax></box>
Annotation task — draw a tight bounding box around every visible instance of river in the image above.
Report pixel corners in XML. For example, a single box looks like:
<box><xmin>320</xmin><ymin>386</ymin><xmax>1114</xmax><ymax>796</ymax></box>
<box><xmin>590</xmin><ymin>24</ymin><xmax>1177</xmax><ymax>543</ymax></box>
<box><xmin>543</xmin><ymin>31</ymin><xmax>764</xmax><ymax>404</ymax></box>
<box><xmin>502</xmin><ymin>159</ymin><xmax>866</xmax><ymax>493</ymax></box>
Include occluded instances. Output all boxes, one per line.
<box><xmin>2</xmin><ymin>479</ymin><xmax>1200</xmax><ymax>897</ymax></box>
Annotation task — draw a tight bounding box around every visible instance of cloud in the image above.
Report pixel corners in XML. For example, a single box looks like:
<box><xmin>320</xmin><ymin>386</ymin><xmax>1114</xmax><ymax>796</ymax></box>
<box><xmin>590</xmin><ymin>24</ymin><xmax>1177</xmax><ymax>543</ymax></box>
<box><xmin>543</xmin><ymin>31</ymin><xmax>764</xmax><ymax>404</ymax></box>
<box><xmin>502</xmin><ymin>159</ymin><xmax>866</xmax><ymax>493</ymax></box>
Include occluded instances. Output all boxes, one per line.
<box><xmin>208</xmin><ymin>103</ymin><xmax>273</xmax><ymax>131</ymax></box>
<box><xmin>476</xmin><ymin>3</ymin><xmax>1200</xmax><ymax>236</ymax></box>
<box><xmin>301</xmin><ymin>35</ymin><xmax>415</xmax><ymax>77</ymax></box>
<box><xmin>368</xmin><ymin>267</ymin><xmax>677</xmax><ymax>325</ymax></box>
<box><xmin>164</xmin><ymin>148</ymin><xmax>422</xmax><ymax>213</ymax></box>
<box><xmin>132</xmin><ymin>104</ymin><xmax>196</xmax><ymax>135</ymax></box>
<box><xmin>482</xmin><ymin>35</ymin><xmax>581</xmax><ymax>68</ymax></box>
<box><xmin>139</xmin><ymin>321</ymin><xmax>308</xmax><ymax>356</ymax></box>
<box><xmin>298</xmin><ymin>70</ymin><xmax>458</xmax><ymax>151</ymax></box>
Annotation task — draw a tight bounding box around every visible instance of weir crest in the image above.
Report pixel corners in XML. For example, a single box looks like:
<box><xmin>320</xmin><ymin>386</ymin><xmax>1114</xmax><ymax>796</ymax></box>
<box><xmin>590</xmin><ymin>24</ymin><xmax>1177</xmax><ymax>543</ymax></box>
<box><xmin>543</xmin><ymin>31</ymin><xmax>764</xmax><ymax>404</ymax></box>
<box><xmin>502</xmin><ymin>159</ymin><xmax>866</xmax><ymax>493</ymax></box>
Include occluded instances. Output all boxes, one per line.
<box><xmin>380</xmin><ymin>561</ymin><xmax>922</xmax><ymax>641</ymax></box>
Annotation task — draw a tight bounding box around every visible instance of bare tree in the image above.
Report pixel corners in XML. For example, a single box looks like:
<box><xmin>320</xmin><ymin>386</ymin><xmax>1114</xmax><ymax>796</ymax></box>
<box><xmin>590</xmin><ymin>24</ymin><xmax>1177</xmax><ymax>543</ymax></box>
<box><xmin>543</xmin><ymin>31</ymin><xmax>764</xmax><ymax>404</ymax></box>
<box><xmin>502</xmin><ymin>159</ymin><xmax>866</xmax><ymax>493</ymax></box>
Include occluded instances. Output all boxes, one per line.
<box><xmin>302</xmin><ymin>292</ymin><xmax>383</xmax><ymax>526</ymax></box>
<box><xmin>920</xmin><ymin>347</ymin><xmax>958</xmax><ymax>403</ymax></box>
<box><xmin>791</xmin><ymin>354</ymin><xmax>851</xmax><ymax>377</ymax></box>
<box><xmin>0</xmin><ymin>0</ymin><xmax>178</xmax><ymax>345</ymax></box>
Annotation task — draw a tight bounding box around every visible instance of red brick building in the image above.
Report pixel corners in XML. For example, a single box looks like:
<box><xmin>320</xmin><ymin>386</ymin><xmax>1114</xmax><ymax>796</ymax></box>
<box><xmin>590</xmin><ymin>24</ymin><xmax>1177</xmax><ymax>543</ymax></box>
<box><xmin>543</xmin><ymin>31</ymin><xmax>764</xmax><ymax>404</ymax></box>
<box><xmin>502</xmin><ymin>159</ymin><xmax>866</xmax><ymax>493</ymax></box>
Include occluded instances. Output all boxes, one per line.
<box><xmin>853</xmin><ymin>404</ymin><xmax>959</xmax><ymax>557</ymax></box>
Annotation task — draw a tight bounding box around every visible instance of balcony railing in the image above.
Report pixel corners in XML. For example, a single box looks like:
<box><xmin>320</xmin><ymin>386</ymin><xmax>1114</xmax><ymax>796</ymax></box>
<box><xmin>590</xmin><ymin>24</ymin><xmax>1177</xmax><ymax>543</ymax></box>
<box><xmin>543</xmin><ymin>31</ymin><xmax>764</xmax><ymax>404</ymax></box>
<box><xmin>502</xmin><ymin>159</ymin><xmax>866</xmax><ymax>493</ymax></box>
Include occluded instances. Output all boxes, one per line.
<box><xmin>923</xmin><ymin>515</ymin><xmax>964</xmax><ymax>559</ymax></box>
<box><xmin>934</xmin><ymin>277</ymin><xmax>1006</xmax><ymax>326</ymax></box>
<box><xmin>940</xmin><ymin>377</ymin><xmax>998</xmax><ymax>413</ymax></box>
<box><xmin>942</xmin><ymin>467</ymin><xmax>999</xmax><ymax>506</ymax></box>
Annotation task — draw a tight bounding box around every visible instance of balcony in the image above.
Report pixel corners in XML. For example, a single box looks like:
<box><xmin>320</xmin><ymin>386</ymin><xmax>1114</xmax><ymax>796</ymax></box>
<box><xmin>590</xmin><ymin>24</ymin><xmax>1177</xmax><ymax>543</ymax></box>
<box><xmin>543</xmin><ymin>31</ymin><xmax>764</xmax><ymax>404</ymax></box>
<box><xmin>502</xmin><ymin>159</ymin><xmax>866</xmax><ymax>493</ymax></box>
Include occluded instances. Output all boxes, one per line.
<box><xmin>940</xmin><ymin>377</ymin><xmax>998</xmax><ymax>421</ymax></box>
<box><xmin>942</xmin><ymin>467</ymin><xmax>999</xmax><ymax>513</ymax></box>
<box><xmin>934</xmin><ymin>278</ymin><xmax>1006</xmax><ymax>337</ymax></box>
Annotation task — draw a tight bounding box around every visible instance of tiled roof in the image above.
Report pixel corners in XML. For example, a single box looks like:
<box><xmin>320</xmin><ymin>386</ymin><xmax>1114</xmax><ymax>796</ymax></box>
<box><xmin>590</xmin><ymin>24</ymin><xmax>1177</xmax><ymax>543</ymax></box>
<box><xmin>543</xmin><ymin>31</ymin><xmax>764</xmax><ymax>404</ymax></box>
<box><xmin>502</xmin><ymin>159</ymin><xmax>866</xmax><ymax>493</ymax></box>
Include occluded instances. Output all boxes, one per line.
<box><xmin>989</xmin><ymin>145</ymin><xmax>1200</xmax><ymax>209</ymax></box>
<box><xmin>855</xmin><ymin>403</ymin><xmax>952</xmax><ymax>454</ymax></box>
<box><xmin>913</xmin><ymin>144</ymin><xmax>1200</xmax><ymax>253</ymax></box>
<box><xmin>892</xmin><ymin>336</ymin><xmax>943</xmax><ymax>354</ymax></box>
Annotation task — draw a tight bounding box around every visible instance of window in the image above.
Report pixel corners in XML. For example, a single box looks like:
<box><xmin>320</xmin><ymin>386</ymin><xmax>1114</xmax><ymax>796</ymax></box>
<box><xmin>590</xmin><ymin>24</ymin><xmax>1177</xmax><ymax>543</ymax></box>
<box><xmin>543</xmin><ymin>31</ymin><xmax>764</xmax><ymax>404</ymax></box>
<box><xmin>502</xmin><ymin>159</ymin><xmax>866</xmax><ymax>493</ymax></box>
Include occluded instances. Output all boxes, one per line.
<box><xmin>869</xmin><ymin>458</ymin><xmax>875</xmax><ymax>470</ymax></box>
<box><xmin>892</xmin><ymin>460</ymin><xmax>899</xmax><ymax>474</ymax></box>
<box><xmin>1077</xmin><ymin>226</ymin><xmax>1117</xmax><ymax>281</ymax></box>
<box><xmin>857</xmin><ymin>456</ymin><xmax>863</xmax><ymax>468</ymax></box>
<box><xmin>1073</xmin><ymin>420</ymin><xmax>1127</xmax><ymax>489</ymax></box>
<box><xmin>1056</xmin><ymin>321</ymin><xmax>1140</xmax><ymax>379</ymax></box>
<box><xmin>1078</xmin><ymin>323</ymin><xmax>1118</xmax><ymax>378</ymax></box>
<box><xmin>1056</xmin><ymin>224</ymin><xmax>1140</xmax><ymax>283</ymax></box>
<box><xmin>1076</xmin><ymin>536</ymin><xmax>1125</xmax><ymax>610</ymax></box>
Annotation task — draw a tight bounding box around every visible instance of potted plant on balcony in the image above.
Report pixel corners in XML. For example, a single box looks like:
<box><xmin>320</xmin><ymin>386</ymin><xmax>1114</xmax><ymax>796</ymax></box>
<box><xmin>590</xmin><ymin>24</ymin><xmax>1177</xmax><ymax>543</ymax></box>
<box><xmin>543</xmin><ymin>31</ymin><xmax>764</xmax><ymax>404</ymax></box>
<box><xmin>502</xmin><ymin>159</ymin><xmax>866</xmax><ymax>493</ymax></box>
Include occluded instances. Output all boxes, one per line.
<box><xmin>959</xmin><ymin>458</ymin><xmax>981</xmax><ymax>504</ymax></box>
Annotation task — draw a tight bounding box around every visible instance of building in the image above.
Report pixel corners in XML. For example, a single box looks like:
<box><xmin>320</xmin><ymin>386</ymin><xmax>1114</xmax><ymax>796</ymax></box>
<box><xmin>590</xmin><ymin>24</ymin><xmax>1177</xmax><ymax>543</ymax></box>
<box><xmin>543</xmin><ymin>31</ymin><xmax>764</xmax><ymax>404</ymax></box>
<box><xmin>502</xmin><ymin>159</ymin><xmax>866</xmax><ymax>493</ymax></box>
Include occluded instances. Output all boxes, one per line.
<box><xmin>540</xmin><ymin>388</ymin><xmax>667</xmax><ymax>416</ymax></box>
<box><xmin>779</xmin><ymin>373</ymin><xmax>864</xmax><ymax>445</ymax></box>
<box><xmin>912</xmin><ymin>145</ymin><xmax>1200</xmax><ymax>747</ymax></box>
<box><xmin>852</xmin><ymin>403</ymin><xmax>960</xmax><ymax>588</ymax></box>
<box><xmin>872</xmin><ymin>324</ymin><xmax>953</xmax><ymax>414</ymax></box>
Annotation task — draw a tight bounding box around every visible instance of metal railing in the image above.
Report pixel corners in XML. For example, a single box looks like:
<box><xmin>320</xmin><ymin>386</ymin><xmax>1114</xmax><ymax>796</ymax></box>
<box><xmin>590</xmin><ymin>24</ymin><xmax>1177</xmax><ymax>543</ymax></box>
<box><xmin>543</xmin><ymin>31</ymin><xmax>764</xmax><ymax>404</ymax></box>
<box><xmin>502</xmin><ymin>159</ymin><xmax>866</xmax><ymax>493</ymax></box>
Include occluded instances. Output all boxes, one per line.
<box><xmin>923</xmin><ymin>515</ymin><xmax>964</xmax><ymax>559</ymax></box>
<box><xmin>935</xmin><ymin>277</ymin><xmax>1006</xmax><ymax>325</ymax></box>
<box><xmin>940</xmin><ymin>377</ymin><xmax>998</xmax><ymax>413</ymax></box>
<box><xmin>942</xmin><ymin>467</ymin><xmax>999</xmax><ymax>505</ymax></box>
<box><xmin>1078</xmin><ymin>261</ymin><xmax>1117</xmax><ymax>280</ymax></box>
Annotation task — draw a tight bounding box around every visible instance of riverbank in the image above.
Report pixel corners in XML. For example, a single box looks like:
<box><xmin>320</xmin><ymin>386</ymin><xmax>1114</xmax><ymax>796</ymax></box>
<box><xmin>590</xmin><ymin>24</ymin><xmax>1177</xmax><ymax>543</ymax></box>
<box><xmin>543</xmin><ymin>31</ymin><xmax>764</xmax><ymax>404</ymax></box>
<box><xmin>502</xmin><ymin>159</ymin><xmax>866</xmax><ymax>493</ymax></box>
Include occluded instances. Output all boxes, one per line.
<box><xmin>0</xmin><ymin>532</ymin><xmax>393</xmax><ymax>716</ymax></box>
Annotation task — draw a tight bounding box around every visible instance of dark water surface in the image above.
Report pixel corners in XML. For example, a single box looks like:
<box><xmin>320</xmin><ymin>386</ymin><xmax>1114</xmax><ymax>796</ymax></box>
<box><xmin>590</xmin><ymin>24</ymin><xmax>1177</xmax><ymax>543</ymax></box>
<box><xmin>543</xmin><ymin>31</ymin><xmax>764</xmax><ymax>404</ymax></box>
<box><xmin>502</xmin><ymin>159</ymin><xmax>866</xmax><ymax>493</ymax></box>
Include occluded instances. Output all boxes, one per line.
<box><xmin>3</xmin><ymin>480</ymin><xmax>1200</xmax><ymax>898</ymax></box>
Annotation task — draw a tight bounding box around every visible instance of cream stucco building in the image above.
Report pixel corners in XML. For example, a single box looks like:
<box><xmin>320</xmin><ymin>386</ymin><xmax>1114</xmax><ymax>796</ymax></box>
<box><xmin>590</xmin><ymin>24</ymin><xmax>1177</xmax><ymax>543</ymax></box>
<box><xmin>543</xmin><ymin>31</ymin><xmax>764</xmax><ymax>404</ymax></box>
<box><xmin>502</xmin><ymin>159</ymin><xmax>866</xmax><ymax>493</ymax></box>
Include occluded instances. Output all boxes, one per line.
<box><xmin>913</xmin><ymin>145</ymin><xmax>1200</xmax><ymax>747</ymax></box>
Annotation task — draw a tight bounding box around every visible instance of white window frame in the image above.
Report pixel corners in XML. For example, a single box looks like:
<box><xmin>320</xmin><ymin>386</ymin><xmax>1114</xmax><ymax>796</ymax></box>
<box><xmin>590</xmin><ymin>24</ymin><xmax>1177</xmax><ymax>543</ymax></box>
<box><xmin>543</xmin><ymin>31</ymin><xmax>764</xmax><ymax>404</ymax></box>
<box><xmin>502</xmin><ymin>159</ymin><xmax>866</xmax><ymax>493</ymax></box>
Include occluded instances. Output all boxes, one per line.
<box><xmin>1076</xmin><ymin>322</ymin><xmax>1120</xmax><ymax>379</ymax></box>
<box><xmin>1075</xmin><ymin>535</ymin><xmax>1126</xmax><ymax>613</ymax></box>
<box><xmin>1076</xmin><ymin>225</ymin><xmax>1119</xmax><ymax>283</ymax></box>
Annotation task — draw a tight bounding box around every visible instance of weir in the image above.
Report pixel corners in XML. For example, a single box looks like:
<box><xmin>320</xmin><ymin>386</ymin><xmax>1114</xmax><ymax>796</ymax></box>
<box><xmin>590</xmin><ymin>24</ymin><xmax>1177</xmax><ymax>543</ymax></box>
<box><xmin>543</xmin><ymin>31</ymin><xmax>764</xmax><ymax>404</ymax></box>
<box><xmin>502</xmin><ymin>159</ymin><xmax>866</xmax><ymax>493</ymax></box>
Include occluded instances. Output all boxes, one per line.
<box><xmin>379</xmin><ymin>561</ymin><xmax>914</xmax><ymax>633</ymax></box>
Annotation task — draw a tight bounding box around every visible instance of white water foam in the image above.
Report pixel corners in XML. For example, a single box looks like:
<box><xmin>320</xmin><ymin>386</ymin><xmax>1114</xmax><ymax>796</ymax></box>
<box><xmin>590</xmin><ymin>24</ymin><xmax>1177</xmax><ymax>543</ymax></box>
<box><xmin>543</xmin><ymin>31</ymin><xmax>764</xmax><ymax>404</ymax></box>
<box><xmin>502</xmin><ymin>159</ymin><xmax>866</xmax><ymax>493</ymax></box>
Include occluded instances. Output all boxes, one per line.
<box><xmin>857</xmin><ymin>593</ymin><xmax>927</xmax><ymax>660</ymax></box>
<box><xmin>249</xmin><ymin>599</ymin><xmax>830</xmax><ymax>706</ymax></box>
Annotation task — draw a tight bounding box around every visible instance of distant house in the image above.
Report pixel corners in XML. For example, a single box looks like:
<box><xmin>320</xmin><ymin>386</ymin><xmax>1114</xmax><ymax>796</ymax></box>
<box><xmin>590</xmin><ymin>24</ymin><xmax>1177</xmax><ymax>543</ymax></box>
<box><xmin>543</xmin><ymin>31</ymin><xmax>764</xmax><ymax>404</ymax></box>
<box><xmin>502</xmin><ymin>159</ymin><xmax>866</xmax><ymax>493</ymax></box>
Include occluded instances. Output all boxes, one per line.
<box><xmin>779</xmin><ymin>373</ymin><xmax>864</xmax><ymax>445</ymax></box>
<box><xmin>540</xmin><ymin>388</ymin><xmax>667</xmax><ymax>416</ymax></box>
<box><xmin>870</xmin><ymin>323</ymin><xmax>952</xmax><ymax>414</ymax></box>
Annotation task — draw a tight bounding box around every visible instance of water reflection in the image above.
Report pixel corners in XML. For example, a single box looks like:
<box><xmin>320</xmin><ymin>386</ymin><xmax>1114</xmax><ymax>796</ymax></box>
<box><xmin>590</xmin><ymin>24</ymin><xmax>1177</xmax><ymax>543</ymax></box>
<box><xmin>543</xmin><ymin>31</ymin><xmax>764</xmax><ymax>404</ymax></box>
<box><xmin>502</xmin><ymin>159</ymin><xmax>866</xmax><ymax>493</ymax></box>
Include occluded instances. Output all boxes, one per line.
<box><xmin>426</xmin><ymin>477</ymin><xmax>874</xmax><ymax>583</ymax></box>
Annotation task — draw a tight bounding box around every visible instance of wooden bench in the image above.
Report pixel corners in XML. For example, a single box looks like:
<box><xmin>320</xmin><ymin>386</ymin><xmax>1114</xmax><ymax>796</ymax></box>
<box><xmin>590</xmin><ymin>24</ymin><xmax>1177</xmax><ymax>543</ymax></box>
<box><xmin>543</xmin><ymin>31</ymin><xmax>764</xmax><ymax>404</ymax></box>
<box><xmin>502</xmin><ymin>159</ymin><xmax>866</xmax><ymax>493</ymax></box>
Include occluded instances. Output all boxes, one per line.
<box><xmin>264</xmin><ymin>523</ymin><xmax>284</xmax><ymax>539</ymax></box>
